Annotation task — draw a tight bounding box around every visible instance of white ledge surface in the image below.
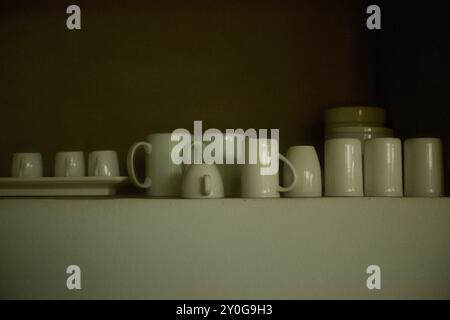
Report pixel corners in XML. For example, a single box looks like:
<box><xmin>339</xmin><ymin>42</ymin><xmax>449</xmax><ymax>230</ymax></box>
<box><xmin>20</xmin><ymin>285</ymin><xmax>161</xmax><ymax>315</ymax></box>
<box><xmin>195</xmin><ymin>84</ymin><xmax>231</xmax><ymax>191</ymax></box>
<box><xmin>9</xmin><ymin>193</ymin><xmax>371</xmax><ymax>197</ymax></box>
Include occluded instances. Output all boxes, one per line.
<box><xmin>0</xmin><ymin>197</ymin><xmax>449</xmax><ymax>299</ymax></box>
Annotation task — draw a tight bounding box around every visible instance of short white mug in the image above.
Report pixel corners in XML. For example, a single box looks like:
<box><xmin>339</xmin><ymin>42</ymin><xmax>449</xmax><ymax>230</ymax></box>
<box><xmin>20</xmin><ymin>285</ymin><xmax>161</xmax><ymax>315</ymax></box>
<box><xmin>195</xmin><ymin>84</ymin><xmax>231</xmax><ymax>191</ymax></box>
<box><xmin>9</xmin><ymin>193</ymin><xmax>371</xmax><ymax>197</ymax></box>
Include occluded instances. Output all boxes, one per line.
<box><xmin>127</xmin><ymin>133</ymin><xmax>183</xmax><ymax>197</ymax></box>
<box><xmin>181</xmin><ymin>164</ymin><xmax>224</xmax><ymax>198</ymax></box>
<box><xmin>324</xmin><ymin>138</ymin><xmax>363</xmax><ymax>196</ymax></box>
<box><xmin>241</xmin><ymin>138</ymin><xmax>297</xmax><ymax>198</ymax></box>
<box><xmin>88</xmin><ymin>150</ymin><xmax>120</xmax><ymax>177</ymax></box>
<box><xmin>404</xmin><ymin>138</ymin><xmax>444</xmax><ymax>197</ymax></box>
<box><xmin>364</xmin><ymin>138</ymin><xmax>403</xmax><ymax>197</ymax></box>
<box><xmin>283</xmin><ymin>146</ymin><xmax>322</xmax><ymax>197</ymax></box>
<box><xmin>55</xmin><ymin>151</ymin><xmax>86</xmax><ymax>177</ymax></box>
<box><xmin>11</xmin><ymin>153</ymin><xmax>43</xmax><ymax>178</ymax></box>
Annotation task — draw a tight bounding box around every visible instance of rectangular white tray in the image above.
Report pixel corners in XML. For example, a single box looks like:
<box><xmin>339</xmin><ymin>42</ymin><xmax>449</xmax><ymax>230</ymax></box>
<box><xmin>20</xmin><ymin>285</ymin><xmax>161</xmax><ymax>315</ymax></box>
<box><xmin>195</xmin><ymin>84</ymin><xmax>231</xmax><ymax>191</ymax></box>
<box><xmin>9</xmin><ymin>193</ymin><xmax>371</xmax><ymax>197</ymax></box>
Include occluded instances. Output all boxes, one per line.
<box><xmin>0</xmin><ymin>176</ymin><xmax>129</xmax><ymax>196</ymax></box>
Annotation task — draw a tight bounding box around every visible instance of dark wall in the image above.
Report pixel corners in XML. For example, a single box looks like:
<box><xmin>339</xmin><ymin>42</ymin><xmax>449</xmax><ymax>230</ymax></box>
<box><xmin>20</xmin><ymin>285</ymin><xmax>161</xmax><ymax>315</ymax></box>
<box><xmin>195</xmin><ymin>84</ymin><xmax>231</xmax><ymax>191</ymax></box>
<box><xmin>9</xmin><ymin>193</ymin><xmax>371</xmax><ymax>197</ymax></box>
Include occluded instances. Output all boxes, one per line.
<box><xmin>0</xmin><ymin>0</ymin><xmax>376</xmax><ymax>177</ymax></box>
<box><xmin>377</xmin><ymin>1</ymin><xmax>450</xmax><ymax>194</ymax></box>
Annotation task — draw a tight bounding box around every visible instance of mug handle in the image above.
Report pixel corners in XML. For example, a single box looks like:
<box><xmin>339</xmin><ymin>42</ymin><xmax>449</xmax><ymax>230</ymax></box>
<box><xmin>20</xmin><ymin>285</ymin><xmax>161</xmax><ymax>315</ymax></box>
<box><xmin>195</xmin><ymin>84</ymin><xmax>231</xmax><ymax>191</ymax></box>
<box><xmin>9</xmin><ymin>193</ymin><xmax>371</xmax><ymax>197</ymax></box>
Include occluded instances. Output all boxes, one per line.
<box><xmin>202</xmin><ymin>174</ymin><xmax>212</xmax><ymax>196</ymax></box>
<box><xmin>277</xmin><ymin>153</ymin><xmax>297</xmax><ymax>193</ymax></box>
<box><xmin>127</xmin><ymin>141</ymin><xmax>153</xmax><ymax>188</ymax></box>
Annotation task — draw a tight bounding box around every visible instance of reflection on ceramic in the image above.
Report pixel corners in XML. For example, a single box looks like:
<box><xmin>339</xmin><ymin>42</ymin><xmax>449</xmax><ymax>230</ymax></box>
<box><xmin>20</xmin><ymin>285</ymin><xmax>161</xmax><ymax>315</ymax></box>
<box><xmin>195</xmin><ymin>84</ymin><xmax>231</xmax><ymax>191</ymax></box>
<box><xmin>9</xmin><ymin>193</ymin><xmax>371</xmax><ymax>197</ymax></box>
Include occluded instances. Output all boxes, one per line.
<box><xmin>88</xmin><ymin>150</ymin><xmax>119</xmax><ymax>177</ymax></box>
<box><xmin>11</xmin><ymin>153</ymin><xmax>43</xmax><ymax>178</ymax></box>
<box><xmin>283</xmin><ymin>146</ymin><xmax>322</xmax><ymax>197</ymax></box>
<box><xmin>55</xmin><ymin>151</ymin><xmax>86</xmax><ymax>177</ymax></box>
<box><xmin>325</xmin><ymin>106</ymin><xmax>386</xmax><ymax>127</ymax></box>
<box><xmin>324</xmin><ymin>138</ymin><xmax>363</xmax><ymax>197</ymax></box>
<box><xmin>241</xmin><ymin>138</ymin><xmax>297</xmax><ymax>198</ymax></box>
<box><xmin>364</xmin><ymin>138</ymin><xmax>403</xmax><ymax>197</ymax></box>
<box><xmin>181</xmin><ymin>164</ymin><xmax>224</xmax><ymax>198</ymax></box>
<box><xmin>404</xmin><ymin>138</ymin><xmax>444</xmax><ymax>197</ymax></box>
<box><xmin>128</xmin><ymin>133</ymin><xmax>183</xmax><ymax>197</ymax></box>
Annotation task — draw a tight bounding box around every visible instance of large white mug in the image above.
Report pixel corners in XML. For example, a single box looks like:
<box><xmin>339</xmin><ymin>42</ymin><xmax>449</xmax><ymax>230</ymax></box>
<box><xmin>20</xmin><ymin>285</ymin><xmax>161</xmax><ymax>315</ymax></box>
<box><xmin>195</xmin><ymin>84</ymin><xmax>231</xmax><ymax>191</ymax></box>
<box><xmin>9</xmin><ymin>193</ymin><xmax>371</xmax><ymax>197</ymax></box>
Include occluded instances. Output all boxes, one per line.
<box><xmin>283</xmin><ymin>146</ymin><xmax>322</xmax><ymax>197</ymax></box>
<box><xmin>127</xmin><ymin>133</ymin><xmax>183</xmax><ymax>197</ymax></box>
<box><xmin>324</xmin><ymin>138</ymin><xmax>363</xmax><ymax>196</ymax></box>
<box><xmin>88</xmin><ymin>150</ymin><xmax>120</xmax><ymax>177</ymax></box>
<box><xmin>404</xmin><ymin>138</ymin><xmax>444</xmax><ymax>197</ymax></box>
<box><xmin>55</xmin><ymin>151</ymin><xmax>86</xmax><ymax>177</ymax></box>
<box><xmin>11</xmin><ymin>153</ymin><xmax>43</xmax><ymax>178</ymax></box>
<box><xmin>364</xmin><ymin>138</ymin><xmax>403</xmax><ymax>197</ymax></box>
<box><xmin>241</xmin><ymin>138</ymin><xmax>297</xmax><ymax>198</ymax></box>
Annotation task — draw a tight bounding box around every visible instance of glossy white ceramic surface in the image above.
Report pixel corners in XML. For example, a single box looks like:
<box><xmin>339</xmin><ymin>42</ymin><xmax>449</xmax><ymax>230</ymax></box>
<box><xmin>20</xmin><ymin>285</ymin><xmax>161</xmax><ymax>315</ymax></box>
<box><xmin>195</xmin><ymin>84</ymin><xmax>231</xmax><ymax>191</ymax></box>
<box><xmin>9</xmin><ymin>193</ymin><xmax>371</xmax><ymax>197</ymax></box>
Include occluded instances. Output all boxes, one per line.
<box><xmin>364</xmin><ymin>138</ymin><xmax>403</xmax><ymax>197</ymax></box>
<box><xmin>283</xmin><ymin>146</ymin><xmax>322</xmax><ymax>197</ymax></box>
<box><xmin>55</xmin><ymin>151</ymin><xmax>86</xmax><ymax>177</ymax></box>
<box><xmin>127</xmin><ymin>133</ymin><xmax>183</xmax><ymax>197</ymax></box>
<box><xmin>181</xmin><ymin>164</ymin><xmax>224</xmax><ymax>198</ymax></box>
<box><xmin>88</xmin><ymin>150</ymin><xmax>120</xmax><ymax>177</ymax></box>
<box><xmin>324</xmin><ymin>138</ymin><xmax>363</xmax><ymax>197</ymax></box>
<box><xmin>11</xmin><ymin>153</ymin><xmax>43</xmax><ymax>178</ymax></box>
<box><xmin>241</xmin><ymin>138</ymin><xmax>297</xmax><ymax>198</ymax></box>
<box><xmin>404</xmin><ymin>138</ymin><xmax>444</xmax><ymax>197</ymax></box>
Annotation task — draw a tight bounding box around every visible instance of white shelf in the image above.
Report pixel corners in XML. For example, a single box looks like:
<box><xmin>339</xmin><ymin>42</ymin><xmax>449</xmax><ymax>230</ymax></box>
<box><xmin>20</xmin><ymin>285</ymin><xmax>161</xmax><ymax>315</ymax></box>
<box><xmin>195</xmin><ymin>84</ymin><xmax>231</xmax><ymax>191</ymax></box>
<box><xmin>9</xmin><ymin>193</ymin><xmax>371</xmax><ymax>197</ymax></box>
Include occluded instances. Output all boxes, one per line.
<box><xmin>0</xmin><ymin>197</ymin><xmax>449</xmax><ymax>299</ymax></box>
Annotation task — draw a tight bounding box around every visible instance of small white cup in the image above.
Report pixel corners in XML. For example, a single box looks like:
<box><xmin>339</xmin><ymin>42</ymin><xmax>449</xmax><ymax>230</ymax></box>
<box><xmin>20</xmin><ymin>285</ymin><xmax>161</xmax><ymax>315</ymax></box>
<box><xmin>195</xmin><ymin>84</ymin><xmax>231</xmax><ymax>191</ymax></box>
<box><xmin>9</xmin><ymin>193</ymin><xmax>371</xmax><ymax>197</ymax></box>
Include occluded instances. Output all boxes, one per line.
<box><xmin>404</xmin><ymin>138</ymin><xmax>444</xmax><ymax>197</ymax></box>
<box><xmin>88</xmin><ymin>150</ymin><xmax>120</xmax><ymax>177</ymax></box>
<box><xmin>181</xmin><ymin>164</ymin><xmax>224</xmax><ymax>198</ymax></box>
<box><xmin>324</xmin><ymin>138</ymin><xmax>363</xmax><ymax>197</ymax></box>
<box><xmin>241</xmin><ymin>138</ymin><xmax>297</xmax><ymax>198</ymax></box>
<box><xmin>55</xmin><ymin>151</ymin><xmax>86</xmax><ymax>177</ymax></box>
<box><xmin>283</xmin><ymin>146</ymin><xmax>322</xmax><ymax>197</ymax></box>
<box><xmin>364</xmin><ymin>138</ymin><xmax>403</xmax><ymax>197</ymax></box>
<box><xmin>11</xmin><ymin>153</ymin><xmax>43</xmax><ymax>178</ymax></box>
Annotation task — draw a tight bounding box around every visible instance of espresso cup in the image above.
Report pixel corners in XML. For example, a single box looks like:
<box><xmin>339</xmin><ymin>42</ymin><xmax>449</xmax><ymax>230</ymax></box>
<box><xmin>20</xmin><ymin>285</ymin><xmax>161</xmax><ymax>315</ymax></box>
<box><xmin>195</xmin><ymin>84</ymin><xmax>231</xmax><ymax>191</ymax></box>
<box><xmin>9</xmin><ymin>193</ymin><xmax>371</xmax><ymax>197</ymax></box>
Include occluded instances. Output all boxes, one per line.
<box><xmin>404</xmin><ymin>138</ymin><xmax>444</xmax><ymax>197</ymax></box>
<box><xmin>88</xmin><ymin>150</ymin><xmax>120</xmax><ymax>177</ymax></box>
<box><xmin>55</xmin><ymin>151</ymin><xmax>86</xmax><ymax>177</ymax></box>
<box><xmin>241</xmin><ymin>138</ymin><xmax>297</xmax><ymax>198</ymax></box>
<box><xmin>11</xmin><ymin>153</ymin><xmax>43</xmax><ymax>178</ymax></box>
<box><xmin>364</xmin><ymin>138</ymin><xmax>403</xmax><ymax>197</ymax></box>
<box><xmin>128</xmin><ymin>133</ymin><xmax>183</xmax><ymax>197</ymax></box>
<box><xmin>324</xmin><ymin>138</ymin><xmax>363</xmax><ymax>196</ymax></box>
<box><xmin>181</xmin><ymin>164</ymin><xmax>224</xmax><ymax>198</ymax></box>
<box><xmin>283</xmin><ymin>146</ymin><xmax>322</xmax><ymax>197</ymax></box>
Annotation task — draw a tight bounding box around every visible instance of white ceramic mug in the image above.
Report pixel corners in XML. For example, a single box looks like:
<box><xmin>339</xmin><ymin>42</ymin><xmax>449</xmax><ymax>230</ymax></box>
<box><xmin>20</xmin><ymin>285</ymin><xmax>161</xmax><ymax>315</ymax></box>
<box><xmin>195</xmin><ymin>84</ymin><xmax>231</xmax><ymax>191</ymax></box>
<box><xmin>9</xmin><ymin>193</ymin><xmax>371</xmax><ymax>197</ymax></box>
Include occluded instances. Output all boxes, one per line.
<box><xmin>404</xmin><ymin>138</ymin><xmax>444</xmax><ymax>197</ymax></box>
<box><xmin>11</xmin><ymin>153</ymin><xmax>43</xmax><ymax>178</ymax></box>
<box><xmin>283</xmin><ymin>146</ymin><xmax>322</xmax><ymax>197</ymax></box>
<box><xmin>364</xmin><ymin>138</ymin><xmax>403</xmax><ymax>197</ymax></box>
<box><xmin>324</xmin><ymin>138</ymin><xmax>363</xmax><ymax>196</ymax></box>
<box><xmin>88</xmin><ymin>150</ymin><xmax>120</xmax><ymax>177</ymax></box>
<box><xmin>241</xmin><ymin>138</ymin><xmax>297</xmax><ymax>198</ymax></box>
<box><xmin>55</xmin><ymin>151</ymin><xmax>86</xmax><ymax>177</ymax></box>
<box><xmin>127</xmin><ymin>133</ymin><xmax>183</xmax><ymax>197</ymax></box>
<box><xmin>181</xmin><ymin>164</ymin><xmax>224</xmax><ymax>198</ymax></box>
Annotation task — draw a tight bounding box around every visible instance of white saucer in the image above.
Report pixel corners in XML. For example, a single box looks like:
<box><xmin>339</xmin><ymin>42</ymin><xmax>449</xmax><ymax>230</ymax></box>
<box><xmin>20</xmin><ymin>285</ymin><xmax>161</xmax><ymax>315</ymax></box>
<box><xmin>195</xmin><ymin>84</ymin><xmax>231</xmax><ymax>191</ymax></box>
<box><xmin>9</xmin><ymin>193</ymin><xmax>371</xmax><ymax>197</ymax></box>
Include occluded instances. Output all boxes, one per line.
<box><xmin>0</xmin><ymin>176</ymin><xmax>129</xmax><ymax>196</ymax></box>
